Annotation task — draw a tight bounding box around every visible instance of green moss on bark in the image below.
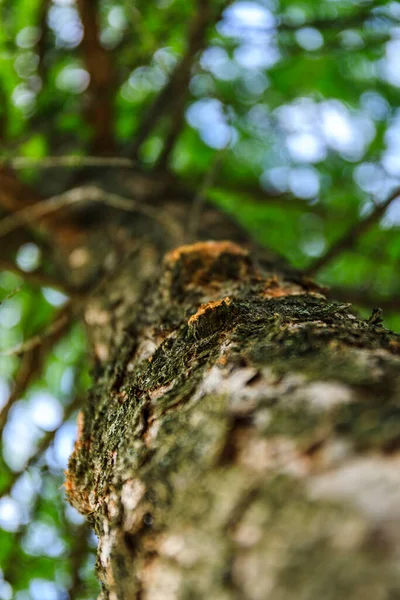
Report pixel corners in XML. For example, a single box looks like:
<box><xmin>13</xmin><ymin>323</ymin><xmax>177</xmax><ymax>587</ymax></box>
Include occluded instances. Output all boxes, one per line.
<box><xmin>66</xmin><ymin>243</ymin><xmax>400</xmax><ymax>600</ymax></box>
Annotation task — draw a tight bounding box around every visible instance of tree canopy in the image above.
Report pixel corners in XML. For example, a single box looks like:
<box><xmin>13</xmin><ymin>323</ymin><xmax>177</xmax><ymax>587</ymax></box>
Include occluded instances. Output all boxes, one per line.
<box><xmin>0</xmin><ymin>0</ymin><xmax>399</xmax><ymax>598</ymax></box>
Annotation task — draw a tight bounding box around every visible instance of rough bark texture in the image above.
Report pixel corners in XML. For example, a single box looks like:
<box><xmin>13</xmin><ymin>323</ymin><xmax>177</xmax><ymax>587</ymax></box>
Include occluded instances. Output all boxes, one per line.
<box><xmin>63</xmin><ymin>189</ymin><xmax>400</xmax><ymax>600</ymax></box>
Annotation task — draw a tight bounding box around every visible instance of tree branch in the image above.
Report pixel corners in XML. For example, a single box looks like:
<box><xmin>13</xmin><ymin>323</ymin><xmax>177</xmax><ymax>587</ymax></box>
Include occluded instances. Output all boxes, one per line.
<box><xmin>76</xmin><ymin>0</ymin><xmax>116</xmax><ymax>154</ymax></box>
<box><xmin>0</xmin><ymin>168</ymin><xmax>88</xmax><ymax>264</ymax></box>
<box><xmin>0</xmin><ymin>257</ymin><xmax>70</xmax><ymax>292</ymax></box>
<box><xmin>304</xmin><ymin>187</ymin><xmax>400</xmax><ymax>276</ymax></box>
<box><xmin>0</xmin><ymin>185</ymin><xmax>184</xmax><ymax>243</ymax></box>
<box><xmin>130</xmin><ymin>0</ymin><xmax>228</xmax><ymax>157</ymax></box>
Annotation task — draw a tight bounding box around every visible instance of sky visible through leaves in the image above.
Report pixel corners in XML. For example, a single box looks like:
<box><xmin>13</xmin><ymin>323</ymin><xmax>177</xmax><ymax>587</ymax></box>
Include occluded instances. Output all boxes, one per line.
<box><xmin>0</xmin><ymin>0</ymin><xmax>399</xmax><ymax>598</ymax></box>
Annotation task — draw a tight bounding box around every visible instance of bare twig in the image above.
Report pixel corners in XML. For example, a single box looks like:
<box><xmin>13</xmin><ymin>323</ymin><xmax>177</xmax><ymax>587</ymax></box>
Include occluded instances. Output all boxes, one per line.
<box><xmin>304</xmin><ymin>187</ymin><xmax>400</xmax><ymax>276</ymax></box>
<box><xmin>76</xmin><ymin>0</ymin><xmax>116</xmax><ymax>153</ymax></box>
<box><xmin>3</xmin><ymin>155</ymin><xmax>136</xmax><ymax>170</ymax></box>
<box><xmin>0</xmin><ymin>257</ymin><xmax>69</xmax><ymax>292</ymax></box>
<box><xmin>0</xmin><ymin>394</ymin><xmax>82</xmax><ymax>500</ymax></box>
<box><xmin>131</xmin><ymin>0</ymin><xmax>228</xmax><ymax>157</ymax></box>
<box><xmin>0</xmin><ymin>185</ymin><xmax>184</xmax><ymax>243</ymax></box>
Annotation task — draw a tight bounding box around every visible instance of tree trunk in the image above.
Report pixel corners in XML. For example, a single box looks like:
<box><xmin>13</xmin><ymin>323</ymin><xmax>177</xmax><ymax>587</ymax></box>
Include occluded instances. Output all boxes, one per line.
<box><xmin>65</xmin><ymin>220</ymin><xmax>400</xmax><ymax>599</ymax></box>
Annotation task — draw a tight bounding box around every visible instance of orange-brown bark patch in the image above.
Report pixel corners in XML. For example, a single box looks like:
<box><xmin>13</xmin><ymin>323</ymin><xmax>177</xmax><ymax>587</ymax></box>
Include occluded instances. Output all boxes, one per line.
<box><xmin>164</xmin><ymin>241</ymin><xmax>253</xmax><ymax>293</ymax></box>
<box><xmin>165</xmin><ymin>240</ymin><xmax>248</xmax><ymax>264</ymax></box>
<box><xmin>64</xmin><ymin>411</ymin><xmax>95</xmax><ymax>514</ymax></box>
<box><xmin>188</xmin><ymin>297</ymin><xmax>231</xmax><ymax>325</ymax></box>
<box><xmin>64</xmin><ymin>463</ymin><xmax>94</xmax><ymax>515</ymax></box>
<box><xmin>389</xmin><ymin>339</ymin><xmax>400</xmax><ymax>355</ymax></box>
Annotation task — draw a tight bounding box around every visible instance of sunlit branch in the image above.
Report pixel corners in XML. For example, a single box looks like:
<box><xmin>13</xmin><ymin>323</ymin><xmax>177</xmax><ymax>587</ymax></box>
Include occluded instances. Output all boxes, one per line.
<box><xmin>130</xmin><ymin>0</ymin><xmax>228</xmax><ymax>157</ymax></box>
<box><xmin>76</xmin><ymin>0</ymin><xmax>116</xmax><ymax>154</ymax></box>
<box><xmin>304</xmin><ymin>187</ymin><xmax>400</xmax><ymax>276</ymax></box>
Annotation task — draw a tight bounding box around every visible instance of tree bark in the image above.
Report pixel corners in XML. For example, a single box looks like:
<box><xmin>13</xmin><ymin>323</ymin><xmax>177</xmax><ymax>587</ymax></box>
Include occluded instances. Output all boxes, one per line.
<box><xmin>64</xmin><ymin>203</ymin><xmax>400</xmax><ymax>599</ymax></box>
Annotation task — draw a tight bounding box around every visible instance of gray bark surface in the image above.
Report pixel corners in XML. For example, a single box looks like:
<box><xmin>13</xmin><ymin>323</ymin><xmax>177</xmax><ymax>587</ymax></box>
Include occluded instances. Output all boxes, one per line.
<box><xmin>65</xmin><ymin>218</ymin><xmax>400</xmax><ymax>599</ymax></box>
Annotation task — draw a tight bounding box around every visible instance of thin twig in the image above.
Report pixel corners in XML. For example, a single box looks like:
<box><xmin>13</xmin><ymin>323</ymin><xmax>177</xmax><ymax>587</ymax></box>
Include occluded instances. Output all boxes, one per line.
<box><xmin>0</xmin><ymin>257</ymin><xmax>70</xmax><ymax>292</ymax></box>
<box><xmin>0</xmin><ymin>185</ymin><xmax>184</xmax><ymax>243</ymax></box>
<box><xmin>3</xmin><ymin>155</ymin><xmax>136</xmax><ymax>170</ymax></box>
<box><xmin>304</xmin><ymin>187</ymin><xmax>400</xmax><ymax>276</ymax></box>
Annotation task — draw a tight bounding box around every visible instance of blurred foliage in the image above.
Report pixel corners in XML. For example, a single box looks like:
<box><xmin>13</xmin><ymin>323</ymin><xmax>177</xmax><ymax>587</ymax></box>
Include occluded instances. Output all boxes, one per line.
<box><xmin>0</xmin><ymin>0</ymin><xmax>400</xmax><ymax>597</ymax></box>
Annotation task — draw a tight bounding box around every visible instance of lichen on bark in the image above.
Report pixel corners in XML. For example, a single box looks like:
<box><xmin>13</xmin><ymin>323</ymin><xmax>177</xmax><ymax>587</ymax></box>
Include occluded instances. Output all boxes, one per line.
<box><xmin>66</xmin><ymin>239</ymin><xmax>400</xmax><ymax>600</ymax></box>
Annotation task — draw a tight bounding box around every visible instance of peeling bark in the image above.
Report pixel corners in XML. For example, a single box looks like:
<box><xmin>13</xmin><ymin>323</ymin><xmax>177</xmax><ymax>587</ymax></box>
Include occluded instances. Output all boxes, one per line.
<box><xmin>66</xmin><ymin>232</ymin><xmax>400</xmax><ymax>600</ymax></box>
